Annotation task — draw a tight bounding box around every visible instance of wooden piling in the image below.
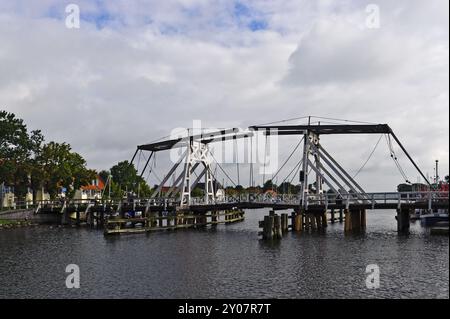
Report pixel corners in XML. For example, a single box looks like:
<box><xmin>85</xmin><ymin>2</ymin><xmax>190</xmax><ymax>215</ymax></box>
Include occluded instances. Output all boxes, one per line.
<box><xmin>281</xmin><ymin>213</ymin><xmax>288</xmax><ymax>234</ymax></box>
<box><xmin>262</xmin><ymin>215</ymin><xmax>274</xmax><ymax>240</ymax></box>
<box><xmin>344</xmin><ymin>209</ymin><xmax>351</xmax><ymax>232</ymax></box>
<box><xmin>309</xmin><ymin>213</ymin><xmax>317</xmax><ymax>230</ymax></box>
<box><xmin>360</xmin><ymin>209</ymin><xmax>366</xmax><ymax>231</ymax></box>
<box><xmin>322</xmin><ymin>211</ymin><xmax>328</xmax><ymax>228</ymax></box>
<box><xmin>274</xmin><ymin>215</ymin><xmax>282</xmax><ymax>239</ymax></box>
<box><xmin>315</xmin><ymin>214</ymin><xmax>322</xmax><ymax>230</ymax></box>
<box><xmin>339</xmin><ymin>209</ymin><xmax>344</xmax><ymax>223</ymax></box>
<box><xmin>330</xmin><ymin>209</ymin><xmax>335</xmax><ymax>224</ymax></box>
<box><xmin>211</xmin><ymin>211</ymin><xmax>218</xmax><ymax>227</ymax></box>
<box><xmin>397</xmin><ymin>208</ymin><xmax>410</xmax><ymax>234</ymax></box>
<box><xmin>294</xmin><ymin>213</ymin><xmax>302</xmax><ymax>232</ymax></box>
<box><xmin>351</xmin><ymin>209</ymin><xmax>361</xmax><ymax>232</ymax></box>
<box><xmin>290</xmin><ymin>212</ymin><xmax>296</xmax><ymax>230</ymax></box>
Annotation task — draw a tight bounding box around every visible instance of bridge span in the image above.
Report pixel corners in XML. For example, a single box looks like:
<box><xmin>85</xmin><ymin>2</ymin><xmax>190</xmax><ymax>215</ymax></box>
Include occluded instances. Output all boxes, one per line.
<box><xmin>10</xmin><ymin>117</ymin><xmax>448</xmax><ymax>238</ymax></box>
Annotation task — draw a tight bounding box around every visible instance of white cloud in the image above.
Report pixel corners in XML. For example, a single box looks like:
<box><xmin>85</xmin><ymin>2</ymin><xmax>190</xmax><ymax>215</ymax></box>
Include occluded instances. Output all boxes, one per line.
<box><xmin>0</xmin><ymin>0</ymin><xmax>448</xmax><ymax>191</ymax></box>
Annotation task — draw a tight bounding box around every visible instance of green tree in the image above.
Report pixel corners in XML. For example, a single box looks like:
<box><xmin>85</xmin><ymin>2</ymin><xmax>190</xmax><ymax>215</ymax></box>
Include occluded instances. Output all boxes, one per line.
<box><xmin>0</xmin><ymin>111</ymin><xmax>44</xmax><ymax>200</ymax></box>
<box><xmin>109</xmin><ymin>161</ymin><xmax>152</xmax><ymax>197</ymax></box>
<box><xmin>191</xmin><ymin>187</ymin><xmax>203</xmax><ymax>197</ymax></box>
<box><xmin>263</xmin><ymin>179</ymin><xmax>275</xmax><ymax>192</ymax></box>
<box><xmin>277</xmin><ymin>182</ymin><xmax>295</xmax><ymax>194</ymax></box>
<box><xmin>34</xmin><ymin>142</ymin><xmax>96</xmax><ymax>199</ymax></box>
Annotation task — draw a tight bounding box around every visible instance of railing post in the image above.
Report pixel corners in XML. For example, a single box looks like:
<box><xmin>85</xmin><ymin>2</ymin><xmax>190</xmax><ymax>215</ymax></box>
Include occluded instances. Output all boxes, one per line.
<box><xmin>428</xmin><ymin>192</ymin><xmax>432</xmax><ymax>211</ymax></box>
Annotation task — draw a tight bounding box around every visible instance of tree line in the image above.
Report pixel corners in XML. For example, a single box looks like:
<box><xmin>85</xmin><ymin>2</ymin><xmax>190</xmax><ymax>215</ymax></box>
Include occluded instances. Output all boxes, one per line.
<box><xmin>0</xmin><ymin>111</ymin><xmax>152</xmax><ymax>202</ymax></box>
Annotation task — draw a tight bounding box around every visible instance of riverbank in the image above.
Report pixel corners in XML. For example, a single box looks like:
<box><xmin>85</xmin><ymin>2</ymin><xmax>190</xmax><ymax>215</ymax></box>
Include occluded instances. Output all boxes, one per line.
<box><xmin>0</xmin><ymin>219</ymin><xmax>36</xmax><ymax>229</ymax></box>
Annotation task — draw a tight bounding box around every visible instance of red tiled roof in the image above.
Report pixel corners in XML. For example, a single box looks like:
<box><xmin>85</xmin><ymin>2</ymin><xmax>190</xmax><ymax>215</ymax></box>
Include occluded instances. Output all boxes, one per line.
<box><xmin>81</xmin><ymin>176</ymin><xmax>105</xmax><ymax>191</ymax></box>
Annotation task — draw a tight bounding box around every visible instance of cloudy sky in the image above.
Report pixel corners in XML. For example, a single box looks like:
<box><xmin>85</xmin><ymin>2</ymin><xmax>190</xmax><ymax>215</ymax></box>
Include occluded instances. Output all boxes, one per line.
<box><xmin>1</xmin><ymin>0</ymin><xmax>448</xmax><ymax>191</ymax></box>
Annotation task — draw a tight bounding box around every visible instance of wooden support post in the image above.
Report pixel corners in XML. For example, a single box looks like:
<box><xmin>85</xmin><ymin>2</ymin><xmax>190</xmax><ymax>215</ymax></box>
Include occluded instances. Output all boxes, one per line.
<box><xmin>339</xmin><ymin>209</ymin><xmax>344</xmax><ymax>223</ymax></box>
<box><xmin>174</xmin><ymin>213</ymin><xmax>178</xmax><ymax>227</ymax></box>
<box><xmin>351</xmin><ymin>209</ymin><xmax>361</xmax><ymax>232</ymax></box>
<box><xmin>262</xmin><ymin>215</ymin><xmax>274</xmax><ymax>240</ymax></box>
<box><xmin>322</xmin><ymin>211</ymin><xmax>327</xmax><ymax>228</ymax></box>
<box><xmin>315</xmin><ymin>214</ymin><xmax>321</xmax><ymax>230</ymax></box>
<box><xmin>360</xmin><ymin>209</ymin><xmax>366</xmax><ymax>231</ymax></box>
<box><xmin>281</xmin><ymin>213</ymin><xmax>288</xmax><ymax>234</ymax></box>
<box><xmin>312</xmin><ymin>213</ymin><xmax>318</xmax><ymax>230</ymax></box>
<box><xmin>61</xmin><ymin>210</ymin><xmax>71</xmax><ymax>225</ymax></box>
<box><xmin>158</xmin><ymin>212</ymin><xmax>163</xmax><ymax>227</ymax></box>
<box><xmin>290</xmin><ymin>212</ymin><xmax>296</xmax><ymax>230</ymax></box>
<box><xmin>344</xmin><ymin>209</ymin><xmax>351</xmax><ymax>232</ymax></box>
<box><xmin>397</xmin><ymin>208</ymin><xmax>410</xmax><ymax>234</ymax></box>
<box><xmin>151</xmin><ymin>213</ymin><xmax>158</xmax><ymax>227</ymax></box>
<box><xmin>274</xmin><ymin>215</ymin><xmax>282</xmax><ymax>239</ymax></box>
<box><xmin>294</xmin><ymin>213</ymin><xmax>302</xmax><ymax>232</ymax></box>
<box><xmin>330</xmin><ymin>209</ymin><xmax>335</xmax><ymax>224</ymax></box>
<box><xmin>87</xmin><ymin>212</ymin><xmax>93</xmax><ymax>227</ymax></box>
<box><xmin>212</xmin><ymin>211</ymin><xmax>217</xmax><ymax>227</ymax></box>
<box><xmin>304</xmin><ymin>214</ymin><xmax>310</xmax><ymax>230</ymax></box>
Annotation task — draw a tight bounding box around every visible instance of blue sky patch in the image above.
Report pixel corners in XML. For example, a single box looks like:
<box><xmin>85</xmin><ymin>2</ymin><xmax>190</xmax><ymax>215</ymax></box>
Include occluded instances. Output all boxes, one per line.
<box><xmin>248</xmin><ymin>20</ymin><xmax>268</xmax><ymax>31</ymax></box>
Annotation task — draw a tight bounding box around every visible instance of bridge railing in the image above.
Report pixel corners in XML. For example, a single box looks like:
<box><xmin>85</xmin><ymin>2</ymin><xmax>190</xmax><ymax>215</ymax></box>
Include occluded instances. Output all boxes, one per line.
<box><xmin>185</xmin><ymin>191</ymin><xmax>449</xmax><ymax>209</ymax></box>
<box><xmin>3</xmin><ymin>191</ymin><xmax>447</xmax><ymax>213</ymax></box>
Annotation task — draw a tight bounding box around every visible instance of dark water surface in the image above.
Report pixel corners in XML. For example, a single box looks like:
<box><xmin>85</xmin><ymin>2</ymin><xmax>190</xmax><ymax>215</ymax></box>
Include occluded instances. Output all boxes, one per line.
<box><xmin>0</xmin><ymin>210</ymin><xmax>448</xmax><ymax>299</ymax></box>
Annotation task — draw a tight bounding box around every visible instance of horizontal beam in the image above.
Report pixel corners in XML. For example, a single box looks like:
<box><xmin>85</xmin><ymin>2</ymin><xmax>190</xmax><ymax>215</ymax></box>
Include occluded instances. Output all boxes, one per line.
<box><xmin>250</xmin><ymin>124</ymin><xmax>392</xmax><ymax>135</ymax></box>
<box><xmin>138</xmin><ymin>128</ymin><xmax>250</xmax><ymax>152</ymax></box>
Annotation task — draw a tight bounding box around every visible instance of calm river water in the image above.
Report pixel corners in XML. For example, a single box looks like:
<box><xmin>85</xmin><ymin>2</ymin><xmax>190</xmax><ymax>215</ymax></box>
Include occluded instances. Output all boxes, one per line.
<box><xmin>0</xmin><ymin>209</ymin><xmax>448</xmax><ymax>299</ymax></box>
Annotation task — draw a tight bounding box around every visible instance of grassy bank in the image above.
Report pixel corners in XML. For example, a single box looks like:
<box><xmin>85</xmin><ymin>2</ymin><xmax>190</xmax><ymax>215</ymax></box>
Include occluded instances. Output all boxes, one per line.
<box><xmin>0</xmin><ymin>219</ymin><xmax>34</xmax><ymax>228</ymax></box>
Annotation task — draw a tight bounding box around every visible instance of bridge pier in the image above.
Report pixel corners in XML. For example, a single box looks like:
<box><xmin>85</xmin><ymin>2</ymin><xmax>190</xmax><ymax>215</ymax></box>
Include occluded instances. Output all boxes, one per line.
<box><xmin>396</xmin><ymin>208</ymin><xmax>411</xmax><ymax>234</ymax></box>
<box><xmin>344</xmin><ymin>209</ymin><xmax>366</xmax><ymax>233</ymax></box>
<box><xmin>61</xmin><ymin>210</ymin><xmax>71</xmax><ymax>225</ymax></box>
<box><xmin>274</xmin><ymin>215</ymin><xmax>282</xmax><ymax>239</ymax></box>
<box><xmin>261</xmin><ymin>215</ymin><xmax>274</xmax><ymax>240</ymax></box>
<box><xmin>293</xmin><ymin>211</ymin><xmax>303</xmax><ymax>232</ymax></box>
<box><xmin>330</xmin><ymin>209</ymin><xmax>335</xmax><ymax>223</ymax></box>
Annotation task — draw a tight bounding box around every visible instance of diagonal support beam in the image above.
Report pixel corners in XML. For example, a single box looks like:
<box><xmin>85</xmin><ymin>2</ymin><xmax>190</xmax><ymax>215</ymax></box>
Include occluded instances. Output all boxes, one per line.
<box><xmin>307</xmin><ymin>158</ymin><xmax>341</xmax><ymax>196</ymax></box>
<box><xmin>151</xmin><ymin>149</ymin><xmax>187</xmax><ymax>198</ymax></box>
<box><xmin>139</xmin><ymin>151</ymin><xmax>154</xmax><ymax>178</ymax></box>
<box><xmin>315</xmin><ymin>144</ymin><xmax>369</xmax><ymax>200</ymax></box>
<box><xmin>166</xmin><ymin>162</ymin><xmax>200</xmax><ymax>197</ymax></box>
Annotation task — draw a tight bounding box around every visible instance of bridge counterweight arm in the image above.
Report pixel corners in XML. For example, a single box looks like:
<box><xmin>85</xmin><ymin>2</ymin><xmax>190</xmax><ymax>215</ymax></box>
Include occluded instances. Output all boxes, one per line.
<box><xmin>389</xmin><ymin>132</ymin><xmax>433</xmax><ymax>188</ymax></box>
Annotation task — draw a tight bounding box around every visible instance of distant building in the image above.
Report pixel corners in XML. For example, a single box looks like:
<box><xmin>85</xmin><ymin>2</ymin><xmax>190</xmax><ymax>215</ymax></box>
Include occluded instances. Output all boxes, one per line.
<box><xmin>0</xmin><ymin>185</ymin><xmax>15</xmax><ymax>208</ymax></box>
<box><xmin>74</xmin><ymin>175</ymin><xmax>105</xmax><ymax>201</ymax></box>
